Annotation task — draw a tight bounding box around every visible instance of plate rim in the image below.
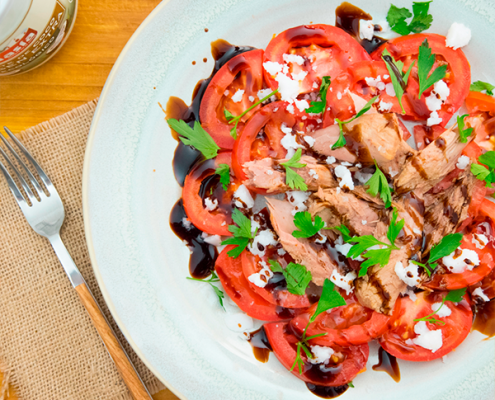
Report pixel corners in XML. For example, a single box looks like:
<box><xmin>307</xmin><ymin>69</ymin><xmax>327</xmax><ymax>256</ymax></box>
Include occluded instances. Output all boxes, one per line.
<box><xmin>81</xmin><ymin>1</ymin><xmax>187</xmax><ymax>398</ymax></box>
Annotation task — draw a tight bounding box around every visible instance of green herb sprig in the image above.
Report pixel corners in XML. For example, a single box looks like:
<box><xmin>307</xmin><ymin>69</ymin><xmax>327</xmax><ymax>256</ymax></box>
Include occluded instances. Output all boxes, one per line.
<box><xmin>417</xmin><ymin>39</ymin><xmax>447</xmax><ymax>99</ymax></box>
<box><xmin>413</xmin><ymin>288</ymin><xmax>466</xmax><ymax>325</ymax></box>
<box><xmin>187</xmin><ymin>271</ymin><xmax>225</xmax><ymax>309</ymax></box>
<box><xmin>305</xmin><ymin>76</ymin><xmax>331</xmax><ymax>114</ymax></box>
<box><xmin>269</xmin><ymin>260</ymin><xmax>312</xmax><ymax>295</ymax></box>
<box><xmin>386</xmin><ymin>2</ymin><xmax>433</xmax><ymax>36</ymax></box>
<box><xmin>365</xmin><ymin>161</ymin><xmax>393</xmax><ymax>208</ymax></box>
<box><xmin>382</xmin><ymin>49</ymin><xmax>415</xmax><ymax>114</ymax></box>
<box><xmin>471</xmin><ymin>151</ymin><xmax>495</xmax><ymax>188</ymax></box>
<box><xmin>167</xmin><ymin>119</ymin><xmax>220</xmax><ymax>159</ymax></box>
<box><xmin>457</xmin><ymin>114</ymin><xmax>474</xmax><ymax>143</ymax></box>
<box><xmin>292</xmin><ymin>211</ymin><xmax>325</xmax><ymax>238</ymax></box>
<box><xmin>221</xmin><ymin>208</ymin><xmax>257</xmax><ymax>258</ymax></box>
<box><xmin>280</xmin><ymin>148</ymin><xmax>308</xmax><ymax>191</ymax></box>
<box><xmin>470</xmin><ymin>80</ymin><xmax>495</xmax><ymax>96</ymax></box>
<box><xmin>411</xmin><ymin>233</ymin><xmax>463</xmax><ymax>276</ymax></box>
<box><xmin>215</xmin><ymin>164</ymin><xmax>231</xmax><ymax>190</ymax></box>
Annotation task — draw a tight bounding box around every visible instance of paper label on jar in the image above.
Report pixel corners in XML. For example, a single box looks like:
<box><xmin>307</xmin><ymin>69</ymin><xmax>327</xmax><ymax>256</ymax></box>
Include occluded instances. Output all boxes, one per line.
<box><xmin>0</xmin><ymin>1</ymin><xmax>66</xmax><ymax>75</ymax></box>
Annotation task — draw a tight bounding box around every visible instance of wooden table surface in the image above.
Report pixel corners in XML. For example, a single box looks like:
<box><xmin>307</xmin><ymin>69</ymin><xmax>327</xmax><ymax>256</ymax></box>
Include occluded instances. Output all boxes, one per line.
<box><xmin>0</xmin><ymin>1</ymin><xmax>178</xmax><ymax>399</ymax></box>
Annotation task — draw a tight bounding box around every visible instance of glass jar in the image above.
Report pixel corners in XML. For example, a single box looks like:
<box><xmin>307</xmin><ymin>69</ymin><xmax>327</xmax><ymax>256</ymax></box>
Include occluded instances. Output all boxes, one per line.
<box><xmin>0</xmin><ymin>0</ymin><xmax>77</xmax><ymax>76</ymax></box>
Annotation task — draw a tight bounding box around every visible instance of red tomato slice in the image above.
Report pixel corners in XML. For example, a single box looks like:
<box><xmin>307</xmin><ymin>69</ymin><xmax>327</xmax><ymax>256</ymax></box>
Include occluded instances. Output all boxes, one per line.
<box><xmin>469</xmin><ymin>267</ymin><xmax>495</xmax><ymax>301</ymax></box>
<box><xmin>380</xmin><ymin>291</ymin><xmax>473</xmax><ymax>362</ymax></box>
<box><xmin>466</xmin><ymin>91</ymin><xmax>495</xmax><ymax>115</ymax></box>
<box><xmin>215</xmin><ymin>247</ymin><xmax>298</xmax><ymax>321</ymax></box>
<box><xmin>480</xmin><ymin>198</ymin><xmax>495</xmax><ymax>220</ymax></box>
<box><xmin>264</xmin><ymin>322</ymin><xmax>369</xmax><ymax>386</ymax></box>
<box><xmin>462</xmin><ymin>141</ymin><xmax>484</xmax><ymax>159</ymax></box>
<box><xmin>241</xmin><ymin>250</ymin><xmax>311</xmax><ymax>309</ymax></box>
<box><xmin>413</xmin><ymin>124</ymin><xmax>445</xmax><ymax>150</ymax></box>
<box><xmin>183</xmin><ymin>152</ymin><xmax>238</xmax><ymax>236</ymax></box>
<box><xmin>263</xmin><ymin>25</ymin><xmax>371</xmax><ymax>95</ymax></box>
<box><xmin>200</xmin><ymin>49</ymin><xmax>264</xmax><ymax>149</ymax></box>
<box><xmin>372</xmin><ymin>34</ymin><xmax>471</xmax><ymax>127</ymax></box>
<box><xmin>425</xmin><ymin>219</ymin><xmax>495</xmax><ymax>290</ymax></box>
<box><xmin>289</xmin><ymin>296</ymin><xmax>390</xmax><ymax>346</ymax></box>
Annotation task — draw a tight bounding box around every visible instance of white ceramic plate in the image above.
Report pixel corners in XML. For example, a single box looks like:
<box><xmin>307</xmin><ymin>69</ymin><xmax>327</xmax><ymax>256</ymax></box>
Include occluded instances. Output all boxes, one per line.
<box><xmin>82</xmin><ymin>1</ymin><xmax>495</xmax><ymax>399</ymax></box>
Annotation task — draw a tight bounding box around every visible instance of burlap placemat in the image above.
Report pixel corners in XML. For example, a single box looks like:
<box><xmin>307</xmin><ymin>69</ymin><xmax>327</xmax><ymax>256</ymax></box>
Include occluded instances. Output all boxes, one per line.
<box><xmin>0</xmin><ymin>100</ymin><xmax>164</xmax><ymax>400</ymax></box>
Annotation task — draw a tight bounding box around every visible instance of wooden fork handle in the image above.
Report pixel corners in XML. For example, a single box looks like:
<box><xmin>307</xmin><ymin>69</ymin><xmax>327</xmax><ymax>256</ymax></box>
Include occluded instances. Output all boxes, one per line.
<box><xmin>75</xmin><ymin>282</ymin><xmax>152</xmax><ymax>400</ymax></box>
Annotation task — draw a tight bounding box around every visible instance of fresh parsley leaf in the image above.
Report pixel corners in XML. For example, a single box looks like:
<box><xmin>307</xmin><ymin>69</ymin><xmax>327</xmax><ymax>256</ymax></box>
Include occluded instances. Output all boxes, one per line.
<box><xmin>382</xmin><ymin>49</ymin><xmax>415</xmax><ymax>114</ymax></box>
<box><xmin>417</xmin><ymin>39</ymin><xmax>447</xmax><ymax>99</ymax></box>
<box><xmin>471</xmin><ymin>163</ymin><xmax>492</xmax><ymax>185</ymax></box>
<box><xmin>310</xmin><ymin>279</ymin><xmax>347</xmax><ymax>322</ymax></box>
<box><xmin>333</xmin><ymin>96</ymin><xmax>378</xmax><ymax>149</ymax></box>
<box><xmin>306</xmin><ymin>76</ymin><xmax>331</xmax><ymax>114</ymax></box>
<box><xmin>445</xmin><ymin>287</ymin><xmax>467</xmax><ymax>303</ymax></box>
<box><xmin>280</xmin><ymin>148</ymin><xmax>308</xmax><ymax>191</ymax></box>
<box><xmin>329</xmin><ymin>224</ymin><xmax>352</xmax><ymax>242</ymax></box>
<box><xmin>470</xmin><ymin>80</ymin><xmax>495</xmax><ymax>96</ymax></box>
<box><xmin>428</xmin><ymin>233</ymin><xmax>463</xmax><ymax>263</ymax></box>
<box><xmin>457</xmin><ymin>114</ymin><xmax>473</xmax><ymax>143</ymax></box>
<box><xmin>225</xmin><ymin>89</ymin><xmax>279</xmax><ymax>139</ymax></box>
<box><xmin>479</xmin><ymin>151</ymin><xmax>495</xmax><ymax>169</ymax></box>
<box><xmin>187</xmin><ymin>271</ymin><xmax>225</xmax><ymax>309</ymax></box>
<box><xmin>215</xmin><ymin>164</ymin><xmax>231</xmax><ymax>190</ymax></box>
<box><xmin>386</xmin><ymin>2</ymin><xmax>433</xmax><ymax>36</ymax></box>
<box><xmin>387</xmin><ymin>208</ymin><xmax>406</xmax><ymax>245</ymax></box>
<box><xmin>348</xmin><ymin>382</ymin><xmax>355</xmax><ymax>388</ymax></box>
<box><xmin>292</xmin><ymin>211</ymin><xmax>325</xmax><ymax>238</ymax></box>
<box><xmin>167</xmin><ymin>119</ymin><xmax>220</xmax><ymax>159</ymax></box>
<box><xmin>358</xmin><ymin>248</ymin><xmax>393</xmax><ymax>277</ymax></box>
<box><xmin>347</xmin><ymin>236</ymin><xmax>387</xmax><ymax>260</ymax></box>
<box><xmin>222</xmin><ymin>209</ymin><xmax>255</xmax><ymax>258</ymax></box>
<box><xmin>365</xmin><ymin>161</ymin><xmax>393</xmax><ymax>208</ymax></box>
<box><xmin>269</xmin><ymin>260</ymin><xmax>313</xmax><ymax>295</ymax></box>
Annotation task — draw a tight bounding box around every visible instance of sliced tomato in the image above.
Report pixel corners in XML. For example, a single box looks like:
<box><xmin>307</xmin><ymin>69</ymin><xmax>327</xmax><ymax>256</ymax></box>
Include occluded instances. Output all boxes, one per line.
<box><xmin>465</xmin><ymin>91</ymin><xmax>495</xmax><ymax>115</ymax></box>
<box><xmin>241</xmin><ymin>250</ymin><xmax>311</xmax><ymax>309</ymax></box>
<box><xmin>200</xmin><ymin>49</ymin><xmax>264</xmax><ymax>149</ymax></box>
<box><xmin>215</xmin><ymin>247</ymin><xmax>298</xmax><ymax>321</ymax></box>
<box><xmin>379</xmin><ymin>291</ymin><xmax>473</xmax><ymax>362</ymax></box>
<box><xmin>183</xmin><ymin>152</ymin><xmax>238</xmax><ymax>236</ymax></box>
<box><xmin>480</xmin><ymin>198</ymin><xmax>495</xmax><ymax>220</ymax></box>
<box><xmin>425</xmin><ymin>219</ymin><xmax>495</xmax><ymax>290</ymax></box>
<box><xmin>372</xmin><ymin>34</ymin><xmax>471</xmax><ymax>127</ymax></box>
<box><xmin>264</xmin><ymin>322</ymin><xmax>369</xmax><ymax>386</ymax></box>
<box><xmin>263</xmin><ymin>25</ymin><xmax>370</xmax><ymax>95</ymax></box>
<box><xmin>462</xmin><ymin>141</ymin><xmax>484</xmax><ymax>159</ymax></box>
<box><xmin>469</xmin><ymin>266</ymin><xmax>495</xmax><ymax>300</ymax></box>
<box><xmin>413</xmin><ymin>124</ymin><xmax>445</xmax><ymax>150</ymax></box>
<box><xmin>468</xmin><ymin>179</ymin><xmax>488</xmax><ymax>218</ymax></box>
<box><xmin>289</xmin><ymin>295</ymin><xmax>390</xmax><ymax>346</ymax></box>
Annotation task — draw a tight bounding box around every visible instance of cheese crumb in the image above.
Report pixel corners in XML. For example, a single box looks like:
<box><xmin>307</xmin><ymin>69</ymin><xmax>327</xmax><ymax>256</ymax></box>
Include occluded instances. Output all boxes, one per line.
<box><xmin>326</xmin><ymin>156</ymin><xmax>336</xmax><ymax>165</ymax></box>
<box><xmin>394</xmin><ymin>260</ymin><xmax>421</xmax><ymax>286</ymax></box>
<box><xmin>263</xmin><ymin>61</ymin><xmax>283</xmax><ymax>76</ymax></box>
<box><xmin>287</xmin><ymin>191</ymin><xmax>311</xmax><ymax>215</ymax></box>
<box><xmin>283</xmin><ymin>53</ymin><xmax>305</xmax><ymax>65</ymax></box>
<box><xmin>291</xmin><ymin>71</ymin><xmax>308</xmax><ymax>82</ymax></box>
<box><xmin>456</xmin><ymin>155</ymin><xmax>470</xmax><ymax>170</ymax></box>
<box><xmin>201</xmin><ymin>232</ymin><xmax>222</xmax><ymax>247</ymax></box>
<box><xmin>427</xmin><ymin>111</ymin><xmax>443</xmax><ymax>126</ymax></box>
<box><xmin>308</xmin><ymin>345</ymin><xmax>335</xmax><ymax>365</ymax></box>
<box><xmin>294</xmin><ymin>99</ymin><xmax>310</xmax><ymax>112</ymax></box>
<box><xmin>275</xmin><ymin>73</ymin><xmax>300</xmax><ymax>102</ymax></box>
<box><xmin>472</xmin><ymin>233</ymin><xmax>488</xmax><ymax>249</ymax></box>
<box><xmin>432</xmin><ymin>302</ymin><xmax>452</xmax><ymax>318</ymax></box>
<box><xmin>249</xmin><ymin>230</ymin><xmax>278</xmax><ymax>257</ymax></box>
<box><xmin>304</xmin><ymin>136</ymin><xmax>315</xmax><ymax>147</ymax></box>
<box><xmin>204</xmin><ymin>197</ymin><xmax>218</xmax><ymax>211</ymax></box>
<box><xmin>385</xmin><ymin>83</ymin><xmax>396</xmax><ymax>97</ymax></box>
<box><xmin>257</xmin><ymin>88</ymin><xmax>273</xmax><ymax>100</ymax></box>
<box><xmin>248</xmin><ymin>260</ymin><xmax>274</xmax><ymax>288</ymax></box>
<box><xmin>473</xmin><ymin>287</ymin><xmax>490</xmax><ymax>302</ymax></box>
<box><xmin>362</xmin><ymin>220</ymin><xmax>368</xmax><ymax>225</ymax></box>
<box><xmin>330</xmin><ymin>270</ymin><xmax>357</xmax><ymax>295</ymax></box>
<box><xmin>412</xmin><ymin>321</ymin><xmax>443</xmax><ymax>352</ymax></box>
<box><xmin>309</xmin><ymin>169</ymin><xmax>319</xmax><ymax>180</ymax></box>
<box><xmin>286</xmin><ymin>104</ymin><xmax>295</xmax><ymax>114</ymax></box>
<box><xmin>378</xmin><ymin>100</ymin><xmax>393</xmax><ymax>112</ymax></box>
<box><xmin>359</xmin><ymin>20</ymin><xmax>374</xmax><ymax>41</ymax></box>
<box><xmin>334</xmin><ymin>165</ymin><xmax>355</xmax><ymax>190</ymax></box>
<box><xmin>233</xmin><ymin>185</ymin><xmax>254</xmax><ymax>209</ymax></box>
<box><xmin>442</xmin><ymin>247</ymin><xmax>480</xmax><ymax>273</ymax></box>
<box><xmin>249</xmin><ymin>95</ymin><xmax>255</xmax><ymax>102</ymax></box>
<box><xmin>446</xmin><ymin>22</ymin><xmax>472</xmax><ymax>50</ymax></box>
<box><xmin>231</xmin><ymin>89</ymin><xmax>244</xmax><ymax>103</ymax></box>
<box><xmin>182</xmin><ymin>217</ymin><xmax>192</xmax><ymax>229</ymax></box>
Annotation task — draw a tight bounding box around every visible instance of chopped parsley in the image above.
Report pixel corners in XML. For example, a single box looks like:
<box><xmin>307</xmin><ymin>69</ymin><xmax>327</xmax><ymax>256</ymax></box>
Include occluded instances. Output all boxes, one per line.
<box><xmin>167</xmin><ymin>119</ymin><xmax>220</xmax><ymax>159</ymax></box>
<box><xmin>225</xmin><ymin>89</ymin><xmax>279</xmax><ymax>139</ymax></box>
<box><xmin>329</xmin><ymin>224</ymin><xmax>352</xmax><ymax>242</ymax></box>
<box><xmin>187</xmin><ymin>271</ymin><xmax>225</xmax><ymax>309</ymax></box>
<box><xmin>347</xmin><ymin>208</ymin><xmax>405</xmax><ymax>277</ymax></box>
<box><xmin>417</xmin><ymin>39</ymin><xmax>447</xmax><ymax>99</ymax></box>
<box><xmin>332</xmin><ymin>96</ymin><xmax>379</xmax><ymax>149</ymax></box>
<box><xmin>365</xmin><ymin>161</ymin><xmax>393</xmax><ymax>208</ymax></box>
<box><xmin>386</xmin><ymin>2</ymin><xmax>433</xmax><ymax>36</ymax></box>
<box><xmin>292</xmin><ymin>211</ymin><xmax>325</xmax><ymax>238</ymax></box>
<box><xmin>414</xmin><ymin>288</ymin><xmax>466</xmax><ymax>325</ymax></box>
<box><xmin>291</xmin><ymin>279</ymin><xmax>346</xmax><ymax>374</ymax></box>
<box><xmin>269</xmin><ymin>260</ymin><xmax>312</xmax><ymax>296</ymax></box>
<box><xmin>382</xmin><ymin>49</ymin><xmax>415</xmax><ymax>114</ymax></box>
<box><xmin>412</xmin><ymin>233</ymin><xmax>463</xmax><ymax>276</ymax></box>
<box><xmin>470</xmin><ymin>80</ymin><xmax>495</xmax><ymax>96</ymax></box>
<box><xmin>306</xmin><ymin>76</ymin><xmax>331</xmax><ymax>114</ymax></box>
<box><xmin>457</xmin><ymin>114</ymin><xmax>473</xmax><ymax>143</ymax></box>
<box><xmin>471</xmin><ymin>151</ymin><xmax>495</xmax><ymax>188</ymax></box>
<box><xmin>215</xmin><ymin>164</ymin><xmax>231</xmax><ymax>190</ymax></box>
<box><xmin>280</xmin><ymin>148</ymin><xmax>308</xmax><ymax>191</ymax></box>
<box><xmin>221</xmin><ymin>208</ymin><xmax>257</xmax><ymax>258</ymax></box>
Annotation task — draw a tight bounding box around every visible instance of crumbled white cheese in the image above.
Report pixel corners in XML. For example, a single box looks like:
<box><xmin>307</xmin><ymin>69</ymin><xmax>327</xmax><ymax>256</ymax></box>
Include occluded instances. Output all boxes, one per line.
<box><xmin>308</xmin><ymin>345</ymin><xmax>334</xmax><ymax>365</ymax></box>
<box><xmin>383</xmin><ymin>74</ymin><xmax>390</xmax><ymax>79</ymax></box>
<box><xmin>232</xmin><ymin>89</ymin><xmax>244</xmax><ymax>103</ymax></box>
<box><xmin>406</xmin><ymin>289</ymin><xmax>417</xmax><ymax>302</ymax></box>
<box><xmin>334</xmin><ymin>165</ymin><xmax>355</xmax><ymax>190</ymax></box>
<box><xmin>341</xmin><ymin>161</ymin><xmax>353</xmax><ymax>166</ymax></box>
<box><xmin>315</xmin><ymin>233</ymin><xmax>327</xmax><ymax>244</ymax></box>
<box><xmin>446</xmin><ymin>22</ymin><xmax>472</xmax><ymax>50</ymax></box>
<box><xmin>365</xmin><ymin>75</ymin><xmax>386</xmax><ymax>91</ymax></box>
<box><xmin>362</xmin><ymin>220</ymin><xmax>368</xmax><ymax>225</ymax></box>
<box><xmin>426</xmin><ymin>80</ymin><xmax>450</xmax><ymax>112</ymax></box>
<box><xmin>224</xmin><ymin>90</ymin><xmax>230</xmax><ymax>96</ymax></box>
<box><xmin>427</xmin><ymin>111</ymin><xmax>443</xmax><ymax>126</ymax></box>
<box><xmin>456</xmin><ymin>155</ymin><xmax>470</xmax><ymax>170</ymax></box>
<box><xmin>287</xmin><ymin>191</ymin><xmax>311</xmax><ymax>215</ymax></box>
<box><xmin>233</xmin><ymin>184</ymin><xmax>254</xmax><ymax>209</ymax></box>
<box><xmin>432</xmin><ymin>302</ymin><xmax>452</xmax><ymax>318</ymax></box>
<box><xmin>277</xmin><ymin>248</ymin><xmax>287</xmax><ymax>256</ymax></box>
<box><xmin>280</xmin><ymin>123</ymin><xmax>292</xmax><ymax>135</ymax></box>
<box><xmin>472</xmin><ymin>233</ymin><xmax>489</xmax><ymax>249</ymax></box>
<box><xmin>413</xmin><ymin>228</ymin><xmax>422</xmax><ymax>235</ymax></box>
<box><xmin>337</xmin><ymin>91</ymin><xmax>342</xmax><ymax>100</ymax></box>
<box><xmin>309</xmin><ymin>169</ymin><xmax>319</xmax><ymax>180</ymax></box>
<box><xmin>330</xmin><ymin>269</ymin><xmax>357</xmax><ymax>295</ymax></box>
<box><xmin>412</xmin><ymin>321</ymin><xmax>443</xmax><ymax>353</ymax></box>
<box><xmin>201</xmin><ymin>232</ymin><xmax>222</xmax><ymax>247</ymax></box>
<box><xmin>473</xmin><ymin>287</ymin><xmax>490</xmax><ymax>302</ymax></box>
<box><xmin>248</xmin><ymin>260</ymin><xmax>274</xmax><ymax>288</ymax></box>
<box><xmin>249</xmin><ymin>230</ymin><xmax>278</xmax><ymax>257</ymax></box>
<box><xmin>280</xmin><ymin>129</ymin><xmax>304</xmax><ymax>158</ymax></box>
<box><xmin>275</xmin><ymin>73</ymin><xmax>300</xmax><ymax>102</ymax></box>
<box><xmin>355</xmin><ymin>171</ymin><xmax>373</xmax><ymax>185</ymax></box>
<box><xmin>294</xmin><ymin>99</ymin><xmax>310</xmax><ymax>112</ymax></box>
<box><xmin>426</xmin><ymin>93</ymin><xmax>443</xmax><ymax>112</ymax></box>
<box><xmin>283</xmin><ymin>53</ymin><xmax>305</xmax><ymax>65</ymax></box>
<box><xmin>286</xmin><ymin>104</ymin><xmax>295</xmax><ymax>114</ymax></box>
<box><xmin>385</xmin><ymin>83</ymin><xmax>396</xmax><ymax>97</ymax></box>
<box><xmin>434</xmin><ymin>80</ymin><xmax>450</xmax><ymax>100</ymax></box>
<box><xmin>394</xmin><ymin>260</ymin><xmax>421</xmax><ymax>286</ymax></box>
<box><xmin>291</xmin><ymin>71</ymin><xmax>308</xmax><ymax>82</ymax></box>
<box><xmin>182</xmin><ymin>217</ymin><xmax>192</xmax><ymax>229</ymax></box>
<box><xmin>249</xmin><ymin>95</ymin><xmax>255</xmax><ymax>102</ymax></box>
<box><xmin>442</xmin><ymin>247</ymin><xmax>480</xmax><ymax>273</ymax></box>
<box><xmin>359</xmin><ymin>20</ymin><xmax>374</xmax><ymax>41</ymax></box>
<box><xmin>225</xmin><ymin>312</ymin><xmax>254</xmax><ymax>333</ymax></box>
<box><xmin>304</xmin><ymin>136</ymin><xmax>315</xmax><ymax>147</ymax></box>
<box><xmin>250</xmin><ymin>217</ymin><xmax>260</xmax><ymax>234</ymax></box>
<box><xmin>204</xmin><ymin>197</ymin><xmax>218</xmax><ymax>211</ymax></box>
<box><xmin>378</xmin><ymin>100</ymin><xmax>393</xmax><ymax>112</ymax></box>
<box><xmin>326</xmin><ymin>156</ymin><xmax>336</xmax><ymax>165</ymax></box>
<box><xmin>263</xmin><ymin>61</ymin><xmax>283</xmax><ymax>76</ymax></box>
<box><xmin>313</xmin><ymin>81</ymin><xmax>319</xmax><ymax>89</ymax></box>
<box><xmin>336</xmin><ymin>187</ymin><xmax>341</xmax><ymax>194</ymax></box>
<box><xmin>257</xmin><ymin>88</ymin><xmax>274</xmax><ymax>100</ymax></box>
<box><xmin>334</xmin><ymin>236</ymin><xmax>364</xmax><ymax>261</ymax></box>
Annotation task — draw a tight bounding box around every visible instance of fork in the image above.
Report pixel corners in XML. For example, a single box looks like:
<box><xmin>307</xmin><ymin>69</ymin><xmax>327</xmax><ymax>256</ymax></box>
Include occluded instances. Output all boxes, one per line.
<box><xmin>0</xmin><ymin>127</ymin><xmax>152</xmax><ymax>400</ymax></box>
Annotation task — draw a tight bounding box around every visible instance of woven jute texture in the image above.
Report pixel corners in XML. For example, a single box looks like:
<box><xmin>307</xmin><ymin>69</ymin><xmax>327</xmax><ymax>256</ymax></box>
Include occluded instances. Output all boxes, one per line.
<box><xmin>0</xmin><ymin>100</ymin><xmax>164</xmax><ymax>400</ymax></box>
